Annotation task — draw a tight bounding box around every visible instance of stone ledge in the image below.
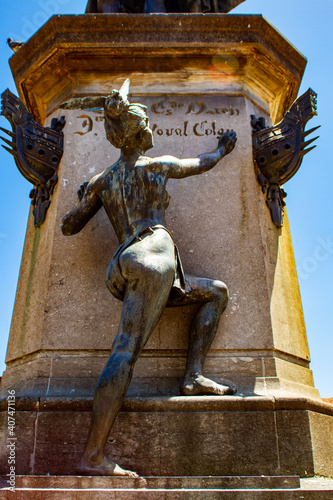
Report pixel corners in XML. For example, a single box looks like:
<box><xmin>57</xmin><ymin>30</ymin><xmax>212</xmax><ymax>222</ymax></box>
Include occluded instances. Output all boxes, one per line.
<box><xmin>1</xmin><ymin>397</ymin><xmax>332</xmax><ymax>477</ymax></box>
<box><xmin>10</xmin><ymin>14</ymin><xmax>306</xmax><ymax>79</ymax></box>
<box><xmin>0</xmin><ymin>491</ymin><xmax>331</xmax><ymax>499</ymax></box>
<box><xmin>0</xmin><ymin>477</ymin><xmax>332</xmax><ymax>500</ymax></box>
<box><xmin>0</xmin><ymin>475</ymin><xmax>301</xmax><ymax>490</ymax></box>
<box><xmin>8</xmin><ymin>14</ymin><xmax>306</xmax><ymax>124</ymax></box>
<box><xmin>1</xmin><ymin>395</ymin><xmax>333</xmax><ymax>416</ymax></box>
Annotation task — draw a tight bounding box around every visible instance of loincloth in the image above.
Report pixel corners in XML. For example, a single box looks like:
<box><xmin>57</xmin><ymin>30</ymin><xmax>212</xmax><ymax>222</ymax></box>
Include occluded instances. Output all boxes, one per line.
<box><xmin>105</xmin><ymin>225</ymin><xmax>189</xmax><ymax>303</ymax></box>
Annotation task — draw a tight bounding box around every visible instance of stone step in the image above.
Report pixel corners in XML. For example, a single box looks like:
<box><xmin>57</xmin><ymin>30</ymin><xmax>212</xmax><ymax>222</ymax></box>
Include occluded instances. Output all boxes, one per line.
<box><xmin>0</xmin><ymin>487</ymin><xmax>332</xmax><ymax>499</ymax></box>
<box><xmin>0</xmin><ymin>476</ymin><xmax>333</xmax><ymax>499</ymax></box>
<box><xmin>0</xmin><ymin>475</ymin><xmax>301</xmax><ymax>490</ymax></box>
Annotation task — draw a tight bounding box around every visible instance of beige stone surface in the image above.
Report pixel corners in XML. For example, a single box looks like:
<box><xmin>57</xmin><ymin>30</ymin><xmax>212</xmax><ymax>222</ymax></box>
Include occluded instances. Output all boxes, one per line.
<box><xmin>1</xmin><ymin>395</ymin><xmax>332</xmax><ymax>478</ymax></box>
<box><xmin>309</xmin><ymin>410</ymin><xmax>333</xmax><ymax>478</ymax></box>
<box><xmin>1</xmin><ymin>475</ymin><xmax>333</xmax><ymax>500</ymax></box>
<box><xmin>0</xmin><ymin>475</ymin><xmax>301</xmax><ymax>490</ymax></box>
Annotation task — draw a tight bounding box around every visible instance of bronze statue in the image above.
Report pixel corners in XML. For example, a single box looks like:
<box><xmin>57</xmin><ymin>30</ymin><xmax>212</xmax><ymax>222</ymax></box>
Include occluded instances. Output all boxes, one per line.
<box><xmin>60</xmin><ymin>80</ymin><xmax>237</xmax><ymax>477</ymax></box>
<box><xmin>85</xmin><ymin>0</ymin><xmax>245</xmax><ymax>13</ymax></box>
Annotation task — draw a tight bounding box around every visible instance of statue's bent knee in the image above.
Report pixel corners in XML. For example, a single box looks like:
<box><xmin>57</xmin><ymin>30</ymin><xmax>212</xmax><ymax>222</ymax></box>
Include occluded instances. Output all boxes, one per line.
<box><xmin>211</xmin><ymin>280</ymin><xmax>229</xmax><ymax>303</ymax></box>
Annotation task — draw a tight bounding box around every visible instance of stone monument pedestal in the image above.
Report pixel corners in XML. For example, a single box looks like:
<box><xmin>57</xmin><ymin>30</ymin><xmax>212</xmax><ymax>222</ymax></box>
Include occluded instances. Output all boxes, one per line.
<box><xmin>0</xmin><ymin>14</ymin><xmax>332</xmax><ymax>485</ymax></box>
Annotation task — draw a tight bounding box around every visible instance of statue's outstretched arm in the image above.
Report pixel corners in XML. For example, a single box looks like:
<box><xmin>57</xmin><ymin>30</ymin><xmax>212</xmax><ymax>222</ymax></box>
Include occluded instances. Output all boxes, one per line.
<box><xmin>61</xmin><ymin>177</ymin><xmax>103</xmax><ymax>236</ymax></box>
<box><xmin>60</xmin><ymin>96</ymin><xmax>106</xmax><ymax>110</ymax></box>
<box><xmin>163</xmin><ymin>131</ymin><xmax>237</xmax><ymax>179</ymax></box>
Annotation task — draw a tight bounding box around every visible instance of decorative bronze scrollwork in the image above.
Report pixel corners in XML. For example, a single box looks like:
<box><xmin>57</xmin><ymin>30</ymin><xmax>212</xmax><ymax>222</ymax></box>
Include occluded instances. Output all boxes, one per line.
<box><xmin>251</xmin><ymin>88</ymin><xmax>320</xmax><ymax>228</ymax></box>
<box><xmin>0</xmin><ymin>89</ymin><xmax>65</xmax><ymax>226</ymax></box>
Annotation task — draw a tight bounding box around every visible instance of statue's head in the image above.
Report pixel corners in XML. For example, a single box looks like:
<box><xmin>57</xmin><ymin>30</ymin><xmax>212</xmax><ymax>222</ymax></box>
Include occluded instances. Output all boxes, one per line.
<box><xmin>103</xmin><ymin>79</ymin><xmax>154</xmax><ymax>153</ymax></box>
<box><xmin>60</xmin><ymin>79</ymin><xmax>154</xmax><ymax>154</ymax></box>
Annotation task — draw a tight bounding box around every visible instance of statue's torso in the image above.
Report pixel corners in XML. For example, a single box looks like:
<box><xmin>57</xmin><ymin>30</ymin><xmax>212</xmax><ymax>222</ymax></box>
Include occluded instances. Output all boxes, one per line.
<box><xmin>95</xmin><ymin>157</ymin><xmax>170</xmax><ymax>244</ymax></box>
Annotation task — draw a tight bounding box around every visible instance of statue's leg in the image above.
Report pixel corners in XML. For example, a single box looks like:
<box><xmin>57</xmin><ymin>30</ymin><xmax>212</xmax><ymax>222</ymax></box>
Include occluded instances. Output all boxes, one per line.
<box><xmin>79</xmin><ymin>230</ymin><xmax>175</xmax><ymax>476</ymax></box>
<box><xmin>143</xmin><ymin>0</ymin><xmax>166</xmax><ymax>12</ymax></box>
<box><xmin>168</xmin><ymin>276</ymin><xmax>236</xmax><ymax>395</ymax></box>
<box><xmin>187</xmin><ymin>0</ymin><xmax>202</xmax><ymax>12</ymax></box>
<box><xmin>97</xmin><ymin>0</ymin><xmax>120</xmax><ymax>12</ymax></box>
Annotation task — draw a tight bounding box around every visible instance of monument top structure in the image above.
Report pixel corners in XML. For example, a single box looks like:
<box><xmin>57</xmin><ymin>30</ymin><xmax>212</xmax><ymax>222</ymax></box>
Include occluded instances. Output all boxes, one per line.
<box><xmin>9</xmin><ymin>14</ymin><xmax>306</xmax><ymax>125</ymax></box>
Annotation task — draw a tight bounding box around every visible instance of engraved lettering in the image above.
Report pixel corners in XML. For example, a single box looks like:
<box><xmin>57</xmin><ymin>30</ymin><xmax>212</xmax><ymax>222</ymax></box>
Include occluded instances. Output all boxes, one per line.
<box><xmin>193</xmin><ymin>121</ymin><xmax>206</xmax><ymax>136</ymax></box>
<box><xmin>75</xmin><ymin>115</ymin><xmax>93</xmax><ymax>136</ymax></box>
<box><xmin>150</xmin><ymin>121</ymin><xmax>234</xmax><ymax>139</ymax></box>
<box><xmin>151</xmin><ymin>99</ymin><xmax>240</xmax><ymax>117</ymax></box>
<box><xmin>152</xmin><ymin>101</ymin><xmax>185</xmax><ymax>116</ymax></box>
<box><xmin>195</xmin><ymin>102</ymin><xmax>205</xmax><ymax>115</ymax></box>
<box><xmin>186</xmin><ymin>102</ymin><xmax>206</xmax><ymax>115</ymax></box>
<box><xmin>151</xmin><ymin>102</ymin><xmax>165</xmax><ymax>114</ymax></box>
<box><xmin>186</xmin><ymin>103</ymin><xmax>195</xmax><ymax>115</ymax></box>
<box><xmin>165</xmin><ymin>101</ymin><xmax>177</xmax><ymax>116</ymax></box>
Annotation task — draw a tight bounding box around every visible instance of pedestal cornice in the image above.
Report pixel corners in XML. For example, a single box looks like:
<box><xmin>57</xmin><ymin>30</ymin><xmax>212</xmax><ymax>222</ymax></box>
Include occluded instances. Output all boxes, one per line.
<box><xmin>9</xmin><ymin>14</ymin><xmax>307</xmax><ymax>124</ymax></box>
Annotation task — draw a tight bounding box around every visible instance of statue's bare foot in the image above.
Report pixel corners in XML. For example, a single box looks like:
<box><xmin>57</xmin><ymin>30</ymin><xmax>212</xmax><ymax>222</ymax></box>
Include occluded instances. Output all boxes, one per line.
<box><xmin>180</xmin><ymin>374</ymin><xmax>236</xmax><ymax>396</ymax></box>
<box><xmin>77</xmin><ymin>456</ymin><xmax>139</xmax><ymax>477</ymax></box>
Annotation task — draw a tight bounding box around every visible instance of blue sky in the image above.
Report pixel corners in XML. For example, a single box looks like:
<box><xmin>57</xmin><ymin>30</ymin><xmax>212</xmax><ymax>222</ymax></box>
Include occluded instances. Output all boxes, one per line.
<box><xmin>0</xmin><ymin>0</ymin><xmax>332</xmax><ymax>397</ymax></box>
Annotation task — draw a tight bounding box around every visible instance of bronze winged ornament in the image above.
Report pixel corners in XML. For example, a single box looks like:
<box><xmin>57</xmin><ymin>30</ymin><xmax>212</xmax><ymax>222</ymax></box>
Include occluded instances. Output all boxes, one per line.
<box><xmin>251</xmin><ymin>88</ymin><xmax>320</xmax><ymax>228</ymax></box>
<box><xmin>0</xmin><ymin>89</ymin><xmax>65</xmax><ymax>226</ymax></box>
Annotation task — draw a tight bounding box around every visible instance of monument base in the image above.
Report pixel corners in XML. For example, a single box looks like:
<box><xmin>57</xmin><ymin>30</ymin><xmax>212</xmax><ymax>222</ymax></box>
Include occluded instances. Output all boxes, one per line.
<box><xmin>1</xmin><ymin>396</ymin><xmax>332</xmax><ymax>478</ymax></box>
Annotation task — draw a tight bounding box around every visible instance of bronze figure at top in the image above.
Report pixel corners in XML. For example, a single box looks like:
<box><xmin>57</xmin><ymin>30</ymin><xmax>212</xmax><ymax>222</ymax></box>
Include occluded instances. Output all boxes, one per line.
<box><xmin>85</xmin><ymin>0</ymin><xmax>245</xmax><ymax>13</ymax></box>
<box><xmin>61</xmin><ymin>80</ymin><xmax>237</xmax><ymax>476</ymax></box>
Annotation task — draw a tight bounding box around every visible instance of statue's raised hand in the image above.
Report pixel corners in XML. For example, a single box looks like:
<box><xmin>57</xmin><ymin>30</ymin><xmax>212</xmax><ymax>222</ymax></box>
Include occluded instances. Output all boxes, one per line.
<box><xmin>218</xmin><ymin>131</ymin><xmax>237</xmax><ymax>155</ymax></box>
<box><xmin>77</xmin><ymin>182</ymin><xmax>89</xmax><ymax>202</ymax></box>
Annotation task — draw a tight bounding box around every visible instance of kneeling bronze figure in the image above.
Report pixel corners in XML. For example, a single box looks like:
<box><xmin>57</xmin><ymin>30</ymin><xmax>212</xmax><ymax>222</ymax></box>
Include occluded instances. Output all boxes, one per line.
<box><xmin>61</xmin><ymin>80</ymin><xmax>237</xmax><ymax>476</ymax></box>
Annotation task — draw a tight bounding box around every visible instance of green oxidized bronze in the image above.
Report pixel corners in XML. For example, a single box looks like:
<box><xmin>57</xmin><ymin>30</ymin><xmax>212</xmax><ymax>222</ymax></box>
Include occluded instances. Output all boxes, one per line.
<box><xmin>60</xmin><ymin>80</ymin><xmax>237</xmax><ymax>477</ymax></box>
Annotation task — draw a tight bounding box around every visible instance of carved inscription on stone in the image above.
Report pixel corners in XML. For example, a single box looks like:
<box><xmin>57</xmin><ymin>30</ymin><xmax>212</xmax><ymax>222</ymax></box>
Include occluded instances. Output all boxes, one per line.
<box><xmin>151</xmin><ymin>100</ymin><xmax>239</xmax><ymax>116</ymax></box>
<box><xmin>151</xmin><ymin>121</ymin><xmax>233</xmax><ymax>137</ymax></box>
<box><xmin>149</xmin><ymin>97</ymin><xmax>239</xmax><ymax>138</ymax></box>
<box><xmin>75</xmin><ymin>110</ymin><xmax>104</xmax><ymax>135</ymax></box>
<box><xmin>73</xmin><ymin>96</ymin><xmax>240</xmax><ymax>139</ymax></box>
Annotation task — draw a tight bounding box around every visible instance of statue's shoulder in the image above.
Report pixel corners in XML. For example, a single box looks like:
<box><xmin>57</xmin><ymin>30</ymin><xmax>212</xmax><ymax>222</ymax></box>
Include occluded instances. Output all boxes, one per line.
<box><xmin>139</xmin><ymin>155</ymin><xmax>172</xmax><ymax>171</ymax></box>
<box><xmin>150</xmin><ymin>155</ymin><xmax>179</xmax><ymax>166</ymax></box>
<box><xmin>88</xmin><ymin>170</ymin><xmax>108</xmax><ymax>190</ymax></box>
